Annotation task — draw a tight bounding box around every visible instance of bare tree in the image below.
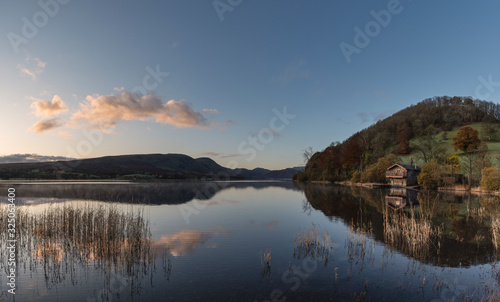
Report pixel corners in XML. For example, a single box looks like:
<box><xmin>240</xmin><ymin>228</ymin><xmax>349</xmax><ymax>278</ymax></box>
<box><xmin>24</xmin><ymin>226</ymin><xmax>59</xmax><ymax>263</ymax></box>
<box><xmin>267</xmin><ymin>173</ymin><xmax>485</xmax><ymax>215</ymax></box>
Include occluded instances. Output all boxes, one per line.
<box><xmin>303</xmin><ymin>147</ymin><xmax>314</xmax><ymax>163</ymax></box>
<box><xmin>412</xmin><ymin>126</ymin><xmax>448</xmax><ymax>164</ymax></box>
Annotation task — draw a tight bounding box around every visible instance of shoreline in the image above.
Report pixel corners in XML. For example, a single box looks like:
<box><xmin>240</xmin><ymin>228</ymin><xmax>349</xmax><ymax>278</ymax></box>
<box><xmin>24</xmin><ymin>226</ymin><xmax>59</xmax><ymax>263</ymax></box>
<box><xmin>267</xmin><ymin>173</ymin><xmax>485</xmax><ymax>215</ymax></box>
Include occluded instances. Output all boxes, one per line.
<box><xmin>302</xmin><ymin>180</ymin><xmax>500</xmax><ymax>196</ymax></box>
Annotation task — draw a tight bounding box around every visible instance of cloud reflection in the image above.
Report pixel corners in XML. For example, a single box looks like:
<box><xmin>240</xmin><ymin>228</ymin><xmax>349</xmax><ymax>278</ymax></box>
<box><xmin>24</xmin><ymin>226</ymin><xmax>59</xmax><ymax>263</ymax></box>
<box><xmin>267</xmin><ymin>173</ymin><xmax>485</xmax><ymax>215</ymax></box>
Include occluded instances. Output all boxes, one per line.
<box><xmin>153</xmin><ymin>226</ymin><xmax>229</xmax><ymax>256</ymax></box>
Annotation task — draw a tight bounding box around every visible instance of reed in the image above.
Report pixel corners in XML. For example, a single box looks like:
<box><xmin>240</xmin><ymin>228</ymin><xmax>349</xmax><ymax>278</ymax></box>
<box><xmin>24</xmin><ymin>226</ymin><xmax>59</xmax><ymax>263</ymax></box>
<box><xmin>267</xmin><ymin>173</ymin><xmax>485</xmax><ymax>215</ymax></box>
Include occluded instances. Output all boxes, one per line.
<box><xmin>294</xmin><ymin>223</ymin><xmax>331</xmax><ymax>265</ymax></box>
<box><xmin>383</xmin><ymin>208</ymin><xmax>442</xmax><ymax>260</ymax></box>
<box><xmin>0</xmin><ymin>202</ymin><xmax>165</xmax><ymax>292</ymax></box>
<box><xmin>260</xmin><ymin>247</ymin><xmax>271</xmax><ymax>278</ymax></box>
<box><xmin>491</xmin><ymin>217</ymin><xmax>500</xmax><ymax>250</ymax></box>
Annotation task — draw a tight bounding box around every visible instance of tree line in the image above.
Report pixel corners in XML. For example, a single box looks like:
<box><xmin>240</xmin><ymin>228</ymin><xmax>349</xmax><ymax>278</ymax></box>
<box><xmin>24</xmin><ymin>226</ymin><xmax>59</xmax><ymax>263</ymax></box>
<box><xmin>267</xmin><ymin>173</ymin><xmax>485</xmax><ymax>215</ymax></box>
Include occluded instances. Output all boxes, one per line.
<box><xmin>294</xmin><ymin>96</ymin><xmax>500</xmax><ymax>186</ymax></box>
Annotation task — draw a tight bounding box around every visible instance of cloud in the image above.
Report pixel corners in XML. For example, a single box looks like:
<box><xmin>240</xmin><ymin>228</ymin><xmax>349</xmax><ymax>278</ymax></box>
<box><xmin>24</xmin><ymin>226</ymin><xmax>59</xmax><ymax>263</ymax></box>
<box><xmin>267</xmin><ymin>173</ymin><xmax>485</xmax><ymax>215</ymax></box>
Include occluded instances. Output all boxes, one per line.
<box><xmin>203</xmin><ymin>109</ymin><xmax>219</xmax><ymax>114</ymax></box>
<box><xmin>30</xmin><ymin>95</ymin><xmax>67</xmax><ymax>117</ymax></box>
<box><xmin>200</xmin><ymin>152</ymin><xmax>240</xmax><ymax>159</ymax></box>
<box><xmin>200</xmin><ymin>152</ymin><xmax>222</xmax><ymax>157</ymax></box>
<box><xmin>272</xmin><ymin>60</ymin><xmax>310</xmax><ymax>85</ymax></box>
<box><xmin>30</xmin><ymin>118</ymin><xmax>63</xmax><ymax>133</ymax></box>
<box><xmin>0</xmin><ymin>154</ymin><xmax>75</xmax><ymax>164</ymax></box>
<box><xmin>17</xmin><ymin>55</ymin><xmax>46</xmax><ymax>80</ymax></box>
<box><xmin>71</xmin><ymin>91</ymin><xmax>208</xmax><ymax>132</ymax></box>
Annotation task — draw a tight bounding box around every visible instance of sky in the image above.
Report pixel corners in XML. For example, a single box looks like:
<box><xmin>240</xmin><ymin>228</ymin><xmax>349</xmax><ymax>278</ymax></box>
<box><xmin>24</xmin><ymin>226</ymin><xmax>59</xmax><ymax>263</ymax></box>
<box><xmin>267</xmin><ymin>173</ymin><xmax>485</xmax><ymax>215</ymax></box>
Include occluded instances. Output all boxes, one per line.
<box><xmin>1</xmin><ymin>0</ymin><xmax>500</xmax><ymax>170</ymax></box>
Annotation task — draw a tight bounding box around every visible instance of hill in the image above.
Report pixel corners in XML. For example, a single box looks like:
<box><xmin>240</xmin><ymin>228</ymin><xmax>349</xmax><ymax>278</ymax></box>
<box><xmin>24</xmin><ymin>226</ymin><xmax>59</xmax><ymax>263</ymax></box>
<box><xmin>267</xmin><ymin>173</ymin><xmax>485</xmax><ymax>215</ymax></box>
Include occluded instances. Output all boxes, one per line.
<box><xmin>297</xmin><ymin>96</ymin><xmax>500</xmax><ymax>182</ymax></box>
<box><xmin>0</xmin><ymin>153</ymin><xmax>303</xmax><ymax>180</ymax></box>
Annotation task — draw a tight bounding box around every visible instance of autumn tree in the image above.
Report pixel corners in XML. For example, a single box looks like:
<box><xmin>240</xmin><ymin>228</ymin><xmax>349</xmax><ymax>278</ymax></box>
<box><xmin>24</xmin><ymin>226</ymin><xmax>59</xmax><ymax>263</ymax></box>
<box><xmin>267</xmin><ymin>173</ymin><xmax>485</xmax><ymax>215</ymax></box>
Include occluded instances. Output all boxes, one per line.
<box><xmin>360</xmin><ymin>154</ymin><xmax>398</xmax><ymax>183</ymax></box>
<box><xmin>396</xmin><ymin>123</ymin><xmax>411</xmax><ymax>154</ymax></box>
<box><xmin>446</xmin><ymin>155</ymin><xmax>460</xmax><ymax>175</ymax></box>
<box><xmin>453</xmin><ymin>127</ymin><xmax>481</xmax><ymax>153</ymax></box>
<box><xmin>418</xmin><ymin>160</ymin><xmax>446</xmax><ymax>189</ymax></box>
<box><xmin>480</xmin><ymin>167</ymin><xmax>500</xmax><ymax>190</ymax></box>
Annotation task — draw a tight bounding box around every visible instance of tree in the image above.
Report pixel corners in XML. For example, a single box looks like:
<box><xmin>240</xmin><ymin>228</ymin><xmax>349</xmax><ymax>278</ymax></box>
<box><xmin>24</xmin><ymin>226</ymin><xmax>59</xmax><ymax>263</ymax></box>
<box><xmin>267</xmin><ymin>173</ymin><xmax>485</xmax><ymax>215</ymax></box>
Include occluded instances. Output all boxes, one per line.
<box><xmin>446</xmin><ymin>155</ymin><xmax>460</xmax><ymax>175</ymax></box>
<box><xmin>412</xmin><ymin>125</ymin><xmax>448</xmax><ymax>163</ymax></box>
<box><xmin>480</xmin><ymin>167</ymin><xmax>500</xmax><ymax>190</ymax></box>
<box><xmin>418</xmin><ymin>160</ymin><xmax>446</xmax><ymax>189</ymax></box>
<box><xmin>480</xmin><ymin>123</ymin><xmax>498</xmax><ymax>142</ymax></box>
<box><xmin>396</xmin><ymin>123</ymin><xmax>411</xmax><ymax>154</ymax></box>
<box><xmin>350</xmin><ymin>171</ymin><xmax>361</xmax><ymax>183</ymax></box>
<box><xmin>453</xmin><ymin>128</ymin><xmax>483</xmax><ymax>188</ymax></box>
<box><xmin>303</xmin><ymin>147</ymin><xmax>314</xmax><ymax>163</ymax></box>
<box><xmin>461</xmin><ymin>142</ymin><xmax>490</xmax><ymax>189</ymax></box>
<box><xmin>453</xmin><ymin>127</ymin><xmax>481</xmax><ymax>153</ymax></box>
<box><xmin>360</xmin><ymin>154</ymin><xmax>398</xmax><ymax>183</ymax></box>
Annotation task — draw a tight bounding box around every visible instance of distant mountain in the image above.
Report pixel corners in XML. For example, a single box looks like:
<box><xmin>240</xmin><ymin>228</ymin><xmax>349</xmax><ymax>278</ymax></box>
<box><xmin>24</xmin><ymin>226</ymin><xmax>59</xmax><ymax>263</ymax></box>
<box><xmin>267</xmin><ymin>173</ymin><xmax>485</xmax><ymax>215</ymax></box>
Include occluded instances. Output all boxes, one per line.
<box><xmin>0</xmin><ymin>153</ymin><xmax>302</xmax><ymax>180</ymax></box>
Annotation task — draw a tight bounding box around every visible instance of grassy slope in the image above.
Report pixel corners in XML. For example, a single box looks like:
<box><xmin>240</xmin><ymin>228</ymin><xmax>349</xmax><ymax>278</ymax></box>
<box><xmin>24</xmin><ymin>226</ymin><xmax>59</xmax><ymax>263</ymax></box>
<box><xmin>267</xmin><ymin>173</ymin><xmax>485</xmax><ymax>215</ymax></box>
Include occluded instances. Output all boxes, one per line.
<box><xmin>397</xmin><ymin>122</ymin><xmax>500</xmax><ymax>167</ymax></box>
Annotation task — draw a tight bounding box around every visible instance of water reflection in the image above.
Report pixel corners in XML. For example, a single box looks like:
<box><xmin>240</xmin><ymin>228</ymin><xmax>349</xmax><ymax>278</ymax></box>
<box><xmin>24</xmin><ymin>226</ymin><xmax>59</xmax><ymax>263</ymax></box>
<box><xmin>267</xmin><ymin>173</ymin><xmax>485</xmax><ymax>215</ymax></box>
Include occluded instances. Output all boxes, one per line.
<box><xmin>385</xmin><ymin>188</ymin><xmax>418</xmax><ymax>210</ymax></box>
<box><xmin>2</xmin><ymin>181</ymin><xmax>500</xmax><ymax>301</ymax></box>
<box><xmin>295</xmin><ymin>182</ymin><xmax>499</xmax><ymax>267</ymax></box>
<box><xmin>152</xmin><ymin>227</ymin><xmax>230</xmax><ymax>256</ymax></box>
<box><xmin>0</xmin><ymin>180</ymin><xmax>297</xmax><ymax>205</ymax></box>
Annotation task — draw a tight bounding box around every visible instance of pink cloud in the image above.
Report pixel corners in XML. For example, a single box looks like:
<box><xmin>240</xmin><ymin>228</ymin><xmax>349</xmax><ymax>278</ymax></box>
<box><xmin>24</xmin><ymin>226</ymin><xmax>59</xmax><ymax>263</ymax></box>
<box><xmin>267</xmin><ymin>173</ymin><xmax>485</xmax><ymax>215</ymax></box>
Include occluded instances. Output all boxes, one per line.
<box><xmin>30</xmin><ymin>118</ymin><xmax>63</xmax><ymax>133</ymax></box>
<box><xmin>71</xmin><ymin>91</ymin><xmax>208</xmax><ymax>132</ymax></box>
<box><xmin>30</xmin><ymin>95</ymin><xmax>67</xmax><ymax>117</ymax></box>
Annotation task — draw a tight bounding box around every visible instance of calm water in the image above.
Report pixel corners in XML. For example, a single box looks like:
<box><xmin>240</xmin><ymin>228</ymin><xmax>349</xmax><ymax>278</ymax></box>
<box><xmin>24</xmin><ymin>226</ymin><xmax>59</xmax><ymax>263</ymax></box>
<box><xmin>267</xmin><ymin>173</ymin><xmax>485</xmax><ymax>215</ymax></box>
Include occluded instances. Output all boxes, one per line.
<box><xmin>1</xmin><ymin>181</ymin><xmax>500</xmax><ymax>301</ymax></box>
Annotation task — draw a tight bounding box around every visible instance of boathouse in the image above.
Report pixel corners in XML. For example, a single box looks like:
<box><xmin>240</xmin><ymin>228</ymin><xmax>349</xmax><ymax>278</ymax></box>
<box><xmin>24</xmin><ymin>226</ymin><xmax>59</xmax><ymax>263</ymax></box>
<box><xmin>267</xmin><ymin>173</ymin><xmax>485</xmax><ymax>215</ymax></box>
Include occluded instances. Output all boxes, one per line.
<box><xmin>385</xmin><ymin>162</ymin><xmax>421</xmax><ymax>187</ymax></box>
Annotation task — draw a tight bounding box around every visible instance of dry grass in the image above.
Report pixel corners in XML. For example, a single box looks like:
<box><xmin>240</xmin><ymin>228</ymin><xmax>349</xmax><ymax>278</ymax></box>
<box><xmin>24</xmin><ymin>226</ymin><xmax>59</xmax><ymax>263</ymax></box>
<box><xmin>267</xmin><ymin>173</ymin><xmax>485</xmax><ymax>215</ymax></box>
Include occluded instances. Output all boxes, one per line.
<box><xmin>0</xmin><ymin>203</ymin><xmax>164</xmax><ymax>289</ymax></box>
<box><xmin>260</xmin><ymin>247</ymin><xmax>271</xmax><ymax>277</ymax></box>
<box><xmin>492</xmin><ymin>217</ymin><xmax>500</xmax><ymax>250</ymax></box>
<box><xmin>294</xmin><ymin>223</ymin><xmax>331</xmax><ymax>265</ymax></box>
<box><xmin>383</xmin><ymin>208</ymin><xmax>442</xmax><ymax>260</ymax></box>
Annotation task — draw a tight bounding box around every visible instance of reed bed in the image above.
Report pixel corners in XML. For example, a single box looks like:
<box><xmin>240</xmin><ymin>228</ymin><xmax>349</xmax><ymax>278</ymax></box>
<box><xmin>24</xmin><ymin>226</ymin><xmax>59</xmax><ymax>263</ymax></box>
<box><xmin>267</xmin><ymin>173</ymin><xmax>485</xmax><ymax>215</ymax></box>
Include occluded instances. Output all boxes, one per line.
<box><xmin>294</xmin><ymin>223</ymin><xmax>331</xmax><ymax>264</ymax></box>
<box><xmin>383</xmin><ymin>208</ymin><xmax>442</xmax><ymax>260</ymax></box>
<box><xmin>0</xmin><ymin>203</ymin><xmax>165</xmax><ymax>291</ymax></box>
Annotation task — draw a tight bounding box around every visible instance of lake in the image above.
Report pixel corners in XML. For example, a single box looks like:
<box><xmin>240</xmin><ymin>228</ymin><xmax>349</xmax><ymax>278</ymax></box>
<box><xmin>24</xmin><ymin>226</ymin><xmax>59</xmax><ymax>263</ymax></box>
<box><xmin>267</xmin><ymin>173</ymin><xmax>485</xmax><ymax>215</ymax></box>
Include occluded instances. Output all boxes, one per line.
<box><xmin>1</xmin><ymin>180</ymin><xmax>499</xmax><ymax>301</ymax></box>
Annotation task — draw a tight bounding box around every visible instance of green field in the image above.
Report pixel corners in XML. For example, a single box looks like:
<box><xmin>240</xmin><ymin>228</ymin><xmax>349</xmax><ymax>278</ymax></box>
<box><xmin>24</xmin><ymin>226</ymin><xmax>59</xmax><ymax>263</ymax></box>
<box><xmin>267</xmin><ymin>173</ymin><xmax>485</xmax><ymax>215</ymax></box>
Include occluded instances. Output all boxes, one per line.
<box><xmin>397</xmin><ymin>122</ymin><xmax>500</xmax><ymax>167</ymax></box>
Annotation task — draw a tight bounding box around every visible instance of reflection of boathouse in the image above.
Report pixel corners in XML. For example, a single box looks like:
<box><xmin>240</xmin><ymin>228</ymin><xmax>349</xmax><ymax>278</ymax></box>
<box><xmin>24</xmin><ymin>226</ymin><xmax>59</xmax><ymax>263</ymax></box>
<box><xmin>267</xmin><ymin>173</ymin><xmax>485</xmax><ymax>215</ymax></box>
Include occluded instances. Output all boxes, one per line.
<box><xmin>385</xmin><ymin>188</ymin><xmax>417</xmax><ymax>210</ymax></box>
<box><xmin>386</xmin><ymin>163</ymin><xmax>421</xmax><ymax>187</ymax></box>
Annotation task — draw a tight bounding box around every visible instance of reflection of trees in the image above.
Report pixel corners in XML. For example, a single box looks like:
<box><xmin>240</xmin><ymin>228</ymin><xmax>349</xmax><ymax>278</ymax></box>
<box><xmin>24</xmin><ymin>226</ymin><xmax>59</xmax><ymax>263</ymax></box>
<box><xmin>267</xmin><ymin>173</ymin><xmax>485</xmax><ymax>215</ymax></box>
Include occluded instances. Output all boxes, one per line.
<box><xmin>295</xmin><ymin>183</ymin><xmax>498</xmax><ymax>267</ymax></box>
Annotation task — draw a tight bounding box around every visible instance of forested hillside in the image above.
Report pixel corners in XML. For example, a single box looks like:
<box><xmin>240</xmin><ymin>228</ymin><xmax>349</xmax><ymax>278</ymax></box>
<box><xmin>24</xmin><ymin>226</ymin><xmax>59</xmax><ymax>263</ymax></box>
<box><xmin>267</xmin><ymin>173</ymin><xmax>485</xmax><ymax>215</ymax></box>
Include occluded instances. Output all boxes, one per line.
<box><xmin>295</xmin><ymin>96</ymin><xmax>500</xmax><ymax>182</ymax></box>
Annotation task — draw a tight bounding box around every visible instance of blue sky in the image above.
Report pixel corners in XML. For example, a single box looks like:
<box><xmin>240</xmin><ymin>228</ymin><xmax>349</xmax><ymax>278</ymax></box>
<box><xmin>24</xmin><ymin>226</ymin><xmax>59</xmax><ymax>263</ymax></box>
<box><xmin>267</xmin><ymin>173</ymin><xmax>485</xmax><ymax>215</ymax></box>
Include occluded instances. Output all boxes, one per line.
<box><xmin>1</xmin><ymin>0</ymin><xmax>500</xmax><ymax>169</ymax></box>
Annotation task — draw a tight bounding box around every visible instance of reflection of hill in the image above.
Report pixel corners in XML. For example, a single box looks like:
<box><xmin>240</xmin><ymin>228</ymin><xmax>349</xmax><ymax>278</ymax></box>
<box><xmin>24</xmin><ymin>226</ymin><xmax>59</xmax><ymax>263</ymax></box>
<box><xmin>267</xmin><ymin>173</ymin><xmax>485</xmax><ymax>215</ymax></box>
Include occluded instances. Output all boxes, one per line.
<box><xmin>294</xmin><ymin>182</ymin><xmax>497</xmax><ymax>267</ymax></box>
<box><xmin>0</xmin><ymin>181</ymin><xmax>296</xmax><ymax>205</ymax></box>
